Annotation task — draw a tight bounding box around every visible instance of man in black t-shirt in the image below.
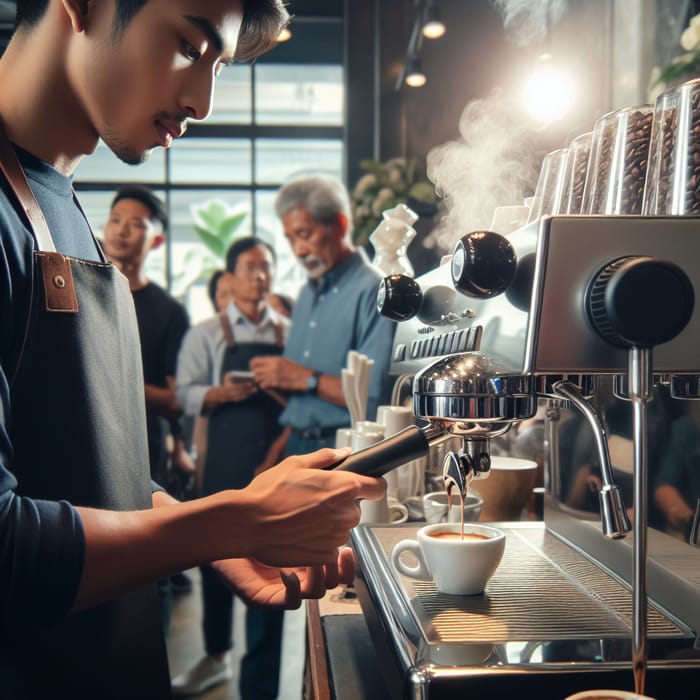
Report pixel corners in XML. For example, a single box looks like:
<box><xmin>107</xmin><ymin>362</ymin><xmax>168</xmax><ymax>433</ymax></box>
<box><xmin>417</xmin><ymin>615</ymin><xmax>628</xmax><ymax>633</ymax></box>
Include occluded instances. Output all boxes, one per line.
<box><xmin>102</xmin><ymin>186</ymin><xmax>194</xmax><ymax>629</ymax></box>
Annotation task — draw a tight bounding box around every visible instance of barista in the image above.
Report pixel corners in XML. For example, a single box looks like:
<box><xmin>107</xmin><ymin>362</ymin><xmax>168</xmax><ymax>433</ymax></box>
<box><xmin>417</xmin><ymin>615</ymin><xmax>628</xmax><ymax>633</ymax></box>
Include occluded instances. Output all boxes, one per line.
<box><xmin>0</xmin><ymin>2</ymin><xmax>385</xmax><ymax>697</ymax></box>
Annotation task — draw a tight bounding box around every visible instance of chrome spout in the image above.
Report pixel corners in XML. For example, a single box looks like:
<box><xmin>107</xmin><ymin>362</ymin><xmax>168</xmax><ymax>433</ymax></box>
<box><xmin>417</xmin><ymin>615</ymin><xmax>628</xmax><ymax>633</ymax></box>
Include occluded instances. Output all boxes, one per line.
<box><xmin>552</xmin><ymin>379</ymin><xmax>631</xmax><ymax>539</ymax></box>
<box><xmin>442</xmin><ymin>438</ymin><xmax>491</xmax><ymax>500</ymax></box>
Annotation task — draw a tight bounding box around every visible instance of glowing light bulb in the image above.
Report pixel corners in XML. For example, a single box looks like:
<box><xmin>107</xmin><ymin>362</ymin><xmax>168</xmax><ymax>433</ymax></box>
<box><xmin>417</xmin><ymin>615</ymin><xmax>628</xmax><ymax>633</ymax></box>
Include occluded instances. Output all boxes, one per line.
<box><xmin>422</xmin><ymin>3</ymin><xmax>445</xmax><ymax>39</ymax></box>
<box><xmin>523</xmin><ymin>55</ymin><xmax>574</xmax><ymax>123</ymax></box>
<box><xmin>405</xmin><ymin>57</ymin><xmax>427</xmax><ymax>88</ymax></box>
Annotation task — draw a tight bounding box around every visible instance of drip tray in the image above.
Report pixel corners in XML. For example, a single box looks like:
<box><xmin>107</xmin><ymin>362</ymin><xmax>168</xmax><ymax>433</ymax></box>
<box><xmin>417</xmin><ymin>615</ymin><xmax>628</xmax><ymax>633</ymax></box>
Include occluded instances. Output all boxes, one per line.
<box><xmin>351</xmin><ymin>522</ymin><xmax>700</xmax><ymax>699</ymax></box>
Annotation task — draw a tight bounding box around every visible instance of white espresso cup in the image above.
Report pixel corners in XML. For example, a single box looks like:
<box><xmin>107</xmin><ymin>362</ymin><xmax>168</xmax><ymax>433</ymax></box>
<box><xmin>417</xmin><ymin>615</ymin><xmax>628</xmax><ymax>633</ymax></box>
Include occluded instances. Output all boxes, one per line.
<box><xmin>360</xmin><ymin>495</ymin><xmax>409</xmax><ymax>524</ymax></box>
<box><xmin>391</xmin><ymin>523</ymin><xmax>505</xmax><ymax>595</ymax></box>
<box><xmin>375</xmin><ymin>405</ymin><xmax>413</xmax><ymax>436</ymax></box>
<box><xmin>564</xmin><ymin>691</ymin><xmax>656</xmax><ymax>700</ymax></box>
<box><xmin>335</xmin><ymin>427</ymin><xmax>353</xmax><ymax>449</ymax></box>
<box><xmin>422</xmin><ymin>491</ymin><xmax>483</xmax><ymax>524</ymax></box>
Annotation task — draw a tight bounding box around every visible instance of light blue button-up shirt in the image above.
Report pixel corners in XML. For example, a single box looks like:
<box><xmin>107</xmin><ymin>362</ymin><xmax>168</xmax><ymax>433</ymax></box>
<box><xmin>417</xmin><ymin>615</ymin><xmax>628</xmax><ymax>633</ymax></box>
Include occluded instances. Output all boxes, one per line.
<box><xmin>279</xmin><ymin>250</ymin><xmax>396</xmax><ymax>429</ymax></box>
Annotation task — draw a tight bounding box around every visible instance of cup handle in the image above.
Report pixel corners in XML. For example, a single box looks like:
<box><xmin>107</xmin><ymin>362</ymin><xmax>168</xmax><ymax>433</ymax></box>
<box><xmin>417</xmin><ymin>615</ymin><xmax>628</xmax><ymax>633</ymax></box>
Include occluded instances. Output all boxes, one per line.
<box><xmin>391</xmin><ymin>540</ymin><xmax>431</xmax><ymax>580</ymax></box>
<box><xmin>389</xmin><ymin>503</ymin><xmax>409</xmax><ymax>524</ymax></box>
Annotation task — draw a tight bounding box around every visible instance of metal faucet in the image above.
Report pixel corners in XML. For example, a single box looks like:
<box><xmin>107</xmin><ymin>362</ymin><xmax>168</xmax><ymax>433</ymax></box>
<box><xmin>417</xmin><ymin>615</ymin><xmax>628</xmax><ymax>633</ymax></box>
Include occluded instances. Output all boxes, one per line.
<box><xmin>552</xmin><ymin>379</ymin><xmax>631</xmax><ymax>539</ymax></box>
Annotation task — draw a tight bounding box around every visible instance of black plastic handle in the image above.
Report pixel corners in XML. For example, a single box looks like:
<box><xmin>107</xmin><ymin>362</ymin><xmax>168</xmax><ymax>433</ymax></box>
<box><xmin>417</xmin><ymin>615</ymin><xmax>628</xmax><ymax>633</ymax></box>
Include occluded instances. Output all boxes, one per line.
<box><xmin>330</xmin><ymin>425</ymin><xmax>430</xmax><ymax>478</ymax></box>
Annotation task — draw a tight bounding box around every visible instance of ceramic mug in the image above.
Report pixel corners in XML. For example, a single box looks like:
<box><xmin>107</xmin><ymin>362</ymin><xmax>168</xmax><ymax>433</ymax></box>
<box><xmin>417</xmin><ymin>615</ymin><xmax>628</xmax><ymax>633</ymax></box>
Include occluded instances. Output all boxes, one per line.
<box><xmin>391</xmin><ymin>522</ymin><xmax>505</xmax><ymax>595</ymax></box>
<box><xmin>564</xmin><ymin>691</ymin><xmax>656</xmax><ymax>700</ymax></box>
<box><xmin>335</xmin><ymin>427</ymin><xmax>353</xmax><ymax>449</ymax></box>
<box><xmin>360</xmin><ymin>495</ymin><xmax>409</xmax><ymax>524</ymax></box>
<box><xmin>422</xmin><ymin>491</ymin><xmax>483</xmax><ymax>524</ymax></box>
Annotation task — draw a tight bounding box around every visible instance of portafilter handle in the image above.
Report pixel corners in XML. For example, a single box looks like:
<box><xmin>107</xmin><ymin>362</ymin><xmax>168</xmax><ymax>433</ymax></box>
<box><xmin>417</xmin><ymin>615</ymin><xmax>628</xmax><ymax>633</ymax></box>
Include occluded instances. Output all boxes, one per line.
<box><xmin>330</xmin><ymin>425</ymin><xmax>446</xmax><ymax>478</ymax></box>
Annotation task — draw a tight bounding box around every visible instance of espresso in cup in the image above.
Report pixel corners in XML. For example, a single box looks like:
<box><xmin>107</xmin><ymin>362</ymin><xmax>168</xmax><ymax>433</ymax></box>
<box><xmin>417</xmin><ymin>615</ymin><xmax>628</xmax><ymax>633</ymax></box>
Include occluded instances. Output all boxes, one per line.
<box><xmin>391</xmin><ymin>523</ymin><xmax>505</xmax><ymax>595</ymax></box>
<box><xmin>564</xmin><ymin>691</ymin><xmax>656</xmax><ymax>700</ymax></box>
<box><xmin>429</xmin><ymin>531</ymin><xmax>489</xmax><ymax>541</ymax></box>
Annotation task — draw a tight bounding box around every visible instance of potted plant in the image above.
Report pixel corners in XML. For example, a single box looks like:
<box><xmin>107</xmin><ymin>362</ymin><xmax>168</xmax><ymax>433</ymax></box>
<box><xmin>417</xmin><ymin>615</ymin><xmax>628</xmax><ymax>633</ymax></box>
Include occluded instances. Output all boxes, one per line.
<box><xmin>171</xmin><ymin>199</ymin><xmax>249</xmax><ymax>298</ymax></box>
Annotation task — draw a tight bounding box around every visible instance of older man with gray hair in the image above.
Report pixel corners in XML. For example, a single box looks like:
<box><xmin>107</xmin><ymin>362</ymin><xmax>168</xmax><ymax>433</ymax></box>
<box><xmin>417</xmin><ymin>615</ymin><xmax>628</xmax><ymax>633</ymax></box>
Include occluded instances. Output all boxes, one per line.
<box><xmin>250</xmin><ymin>174</ymin><xmax>395</xmax><ymax>461</ymax></box>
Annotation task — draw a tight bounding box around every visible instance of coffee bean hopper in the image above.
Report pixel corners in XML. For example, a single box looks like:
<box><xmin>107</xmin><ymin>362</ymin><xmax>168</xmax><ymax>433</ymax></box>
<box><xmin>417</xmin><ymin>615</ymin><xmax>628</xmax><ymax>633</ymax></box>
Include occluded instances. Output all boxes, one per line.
<box><xmin>332</xmin><ymin>215</ymin><xmax>700</xmax><ymax>699</ymax></box>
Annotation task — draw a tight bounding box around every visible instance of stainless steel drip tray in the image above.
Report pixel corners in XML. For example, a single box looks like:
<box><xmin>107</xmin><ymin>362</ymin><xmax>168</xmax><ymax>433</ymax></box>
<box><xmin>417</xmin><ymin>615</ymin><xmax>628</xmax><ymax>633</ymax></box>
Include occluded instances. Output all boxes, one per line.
<box><xmin>351</xmin><ymin>522</ymin><xmax>700</xmax><ymax>686</ymax></box>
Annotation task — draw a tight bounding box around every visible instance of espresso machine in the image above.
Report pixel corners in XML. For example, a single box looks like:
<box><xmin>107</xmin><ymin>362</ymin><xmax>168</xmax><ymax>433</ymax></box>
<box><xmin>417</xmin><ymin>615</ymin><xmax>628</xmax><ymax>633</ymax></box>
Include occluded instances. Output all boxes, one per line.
<box><xmin>333</xmin><ymin>215</ymin><xmax>700</xmax><ymax>699</ymax></box>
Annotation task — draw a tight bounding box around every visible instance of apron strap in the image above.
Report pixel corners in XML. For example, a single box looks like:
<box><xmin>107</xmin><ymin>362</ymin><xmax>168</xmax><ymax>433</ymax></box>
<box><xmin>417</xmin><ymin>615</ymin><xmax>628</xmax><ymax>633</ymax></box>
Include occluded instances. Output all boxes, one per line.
<box><xmin>219</xmin><ymin>311</ymin><xmax>236</xmax><ymax>348</ymax></box>
<box><xmin>0</xmin><ymin>118</ymin><xmax>56</xmax><ymax>253</ymax></box>
<box><xmin>0</xmin><ymin>118</ymin><xmax>78</xmax><ymax>313</ymax></box>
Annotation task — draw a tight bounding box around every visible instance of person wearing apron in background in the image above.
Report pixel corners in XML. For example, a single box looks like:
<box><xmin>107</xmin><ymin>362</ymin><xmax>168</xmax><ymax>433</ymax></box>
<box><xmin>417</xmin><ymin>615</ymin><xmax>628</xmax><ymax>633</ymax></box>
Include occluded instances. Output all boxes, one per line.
<box><xmin>174</xmin><ymin>237</ymin><xmax>290</xmax><ymax>697</ymax></box>
<box><xmin>0</xmin><ymin>2</ymin><xmax>386</xmax><ymax>698</ymax></box>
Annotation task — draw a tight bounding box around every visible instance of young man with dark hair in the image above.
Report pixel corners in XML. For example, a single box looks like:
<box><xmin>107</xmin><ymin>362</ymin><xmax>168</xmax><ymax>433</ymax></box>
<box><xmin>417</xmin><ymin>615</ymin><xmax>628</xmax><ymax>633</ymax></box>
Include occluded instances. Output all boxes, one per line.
<box><xmin>0</xmin><ymin>2</ymin><xmax>385</xmax><ymax>698</ymax></box>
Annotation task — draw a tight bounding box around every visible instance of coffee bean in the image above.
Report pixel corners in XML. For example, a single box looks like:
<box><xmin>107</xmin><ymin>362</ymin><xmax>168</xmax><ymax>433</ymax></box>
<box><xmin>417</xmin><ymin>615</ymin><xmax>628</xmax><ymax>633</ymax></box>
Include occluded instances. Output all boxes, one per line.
<box><xmin>585</xmin><ymin>107</ymin><xmax>652</xmax><ymax>214</ymax></box>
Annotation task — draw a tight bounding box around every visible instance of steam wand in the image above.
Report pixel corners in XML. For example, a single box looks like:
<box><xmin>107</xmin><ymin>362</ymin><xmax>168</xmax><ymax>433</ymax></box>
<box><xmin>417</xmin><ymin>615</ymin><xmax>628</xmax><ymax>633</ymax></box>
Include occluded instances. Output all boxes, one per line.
<box><xmin>552</xmin><ymin>379</ymin><xmax>631</xmax><ymax>539</ymax></box>
<box><xmin>628</xmin><ymin>346</ymin><xmax>652</xmax><ymax>696</ymax></box>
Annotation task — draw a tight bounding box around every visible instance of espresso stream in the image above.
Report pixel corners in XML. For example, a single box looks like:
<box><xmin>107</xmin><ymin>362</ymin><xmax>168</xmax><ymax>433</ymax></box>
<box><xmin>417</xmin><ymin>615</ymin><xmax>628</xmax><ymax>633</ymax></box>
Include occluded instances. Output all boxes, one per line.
<box><xmin>444</xmin><ymin>473</ymin><xmax>473</xmax><ymax>540</ymax></box>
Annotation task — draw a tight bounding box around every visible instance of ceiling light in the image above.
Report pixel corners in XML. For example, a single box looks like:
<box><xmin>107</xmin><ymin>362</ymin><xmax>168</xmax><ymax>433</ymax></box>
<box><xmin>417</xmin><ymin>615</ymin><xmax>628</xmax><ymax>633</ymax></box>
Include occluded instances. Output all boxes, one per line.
<box><xmin>422</xmin><ymin>4</ymin><xmax>446</xmax><ymax>40</ymax></box>
<box><xmin>405</xmin><ymin>56</ymin><xmax>427</xmax><ymax>88</ymax></box>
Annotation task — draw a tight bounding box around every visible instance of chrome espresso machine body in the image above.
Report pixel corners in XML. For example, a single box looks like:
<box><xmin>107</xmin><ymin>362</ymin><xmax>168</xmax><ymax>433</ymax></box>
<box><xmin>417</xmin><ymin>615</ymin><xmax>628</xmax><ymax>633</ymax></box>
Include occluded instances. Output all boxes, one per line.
<box><xmin>350</xmin><ymin>215</ymin><xmax>700</xmax><ymax>699</ymax></box>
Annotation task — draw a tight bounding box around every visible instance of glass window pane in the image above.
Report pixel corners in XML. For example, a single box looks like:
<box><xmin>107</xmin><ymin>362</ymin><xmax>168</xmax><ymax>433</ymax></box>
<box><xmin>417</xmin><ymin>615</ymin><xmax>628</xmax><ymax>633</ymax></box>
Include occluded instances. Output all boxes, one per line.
<box><xmin>208</xmin><ymin>64</ymin><xmax>252</xmax><ymax>124</ymax></box>
<box><xmin>255</xmin><ymin>190</ymin><xmax>307</xmax><ymax>301</ymax></box>
<box><xmin>169</xmin><ymin>138</ymin><xmax>252</xmax><ymax>184</ymax></box>
<box><xmin>255</xmin><ymin>138</ymin><xmax>343</xmax><ymax>184</ymax></box>
<box><xmin>255</xmin><ymin>65</ymin><xmax>343</xmax><ymax>126</ymax></box>
<box><xmin>74</xmin><ymin>140</ymin><xmax>165</xmax><ymax>183</ymax></box>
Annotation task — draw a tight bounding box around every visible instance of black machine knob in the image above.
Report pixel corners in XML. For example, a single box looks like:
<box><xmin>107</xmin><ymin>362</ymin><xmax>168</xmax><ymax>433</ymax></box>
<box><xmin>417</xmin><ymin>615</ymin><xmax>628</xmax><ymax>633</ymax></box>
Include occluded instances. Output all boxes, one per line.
<box><xmin>451</xmin><ymin>231</ymin><xmax>517</xmax><ymax>299</ymax></box>
<box><xmin>377</xmin><ymin>274</ymin><xmax>423</xmax><ymax>321</ymax></box>
<box><xmin>586</xmin><ymin>256</ymin><xmax>695</xmax><ymax>348</ymax></box>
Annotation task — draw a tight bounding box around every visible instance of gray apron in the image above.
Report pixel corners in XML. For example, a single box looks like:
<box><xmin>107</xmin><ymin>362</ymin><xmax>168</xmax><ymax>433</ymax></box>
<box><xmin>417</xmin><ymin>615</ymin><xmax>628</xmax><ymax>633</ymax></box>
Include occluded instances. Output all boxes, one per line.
<box><xmin>0</xmin><ymin>128</ymin><xmax>170</xmax><ymax>698</ymax></box>
<box><xmin>203</xmin><ymin>312</ymin><xmax>284</xmax><ymax>494</ymax></box>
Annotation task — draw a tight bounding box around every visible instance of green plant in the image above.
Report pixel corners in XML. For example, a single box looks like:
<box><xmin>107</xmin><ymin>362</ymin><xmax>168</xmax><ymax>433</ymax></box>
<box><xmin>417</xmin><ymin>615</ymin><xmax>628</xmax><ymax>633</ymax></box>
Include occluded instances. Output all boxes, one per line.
<box><xmin>171</xmin><ymin>199</ymin><xmax>249</xmax><ymax>298</ymax></box>
<box><xmin>649</xmin><ymin>12</ymin><xmax>700</xmax><ymax>100</ymax></box>
<box><xmin>350</xmin><ymin>157</ymin><xmax>436</xmax><ymax>246</ymax></box>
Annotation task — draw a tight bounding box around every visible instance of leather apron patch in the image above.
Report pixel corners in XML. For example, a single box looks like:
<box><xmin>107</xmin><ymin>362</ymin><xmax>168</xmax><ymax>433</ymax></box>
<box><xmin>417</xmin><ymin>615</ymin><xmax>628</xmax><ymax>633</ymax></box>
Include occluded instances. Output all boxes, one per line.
<box><xmin>37</xmin><ymin>251</ymin><xmax>79</xmax><ymax>313</ymax></box>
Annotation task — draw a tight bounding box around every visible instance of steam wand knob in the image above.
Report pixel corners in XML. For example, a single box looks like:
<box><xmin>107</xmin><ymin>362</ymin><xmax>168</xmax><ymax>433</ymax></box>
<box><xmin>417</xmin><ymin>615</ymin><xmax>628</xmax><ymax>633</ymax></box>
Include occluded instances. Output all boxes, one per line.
<box><xmin>376</xmin><ymin>274</ymin><xmax>423</xmax><ymax>321</ymax></box>
<box><xmin>451</xmin><ymin>230</ymin><xmax>517</xmax><ymax>299</ymax></box>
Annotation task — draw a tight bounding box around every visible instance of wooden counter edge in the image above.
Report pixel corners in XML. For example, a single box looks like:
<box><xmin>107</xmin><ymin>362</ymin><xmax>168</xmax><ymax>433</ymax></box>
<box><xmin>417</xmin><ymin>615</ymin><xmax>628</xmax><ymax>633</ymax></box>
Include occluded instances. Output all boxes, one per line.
<box><xmin>304</xmin><ymin>598</ymin><xmax>332</xmax><ymax>700</ymax></box>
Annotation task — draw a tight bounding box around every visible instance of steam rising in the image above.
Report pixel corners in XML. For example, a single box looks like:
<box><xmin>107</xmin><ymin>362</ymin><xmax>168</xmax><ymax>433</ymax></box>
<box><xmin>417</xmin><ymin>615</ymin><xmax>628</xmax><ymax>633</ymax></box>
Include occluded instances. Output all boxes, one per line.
<box><xmin>491</xmin><ymin>0</ymin><xmax>569</xmax><ymax>47</ymax></box>
<box><xmin>426</xmin><ymin>89</ymin><xmax>538</xmax><ymax>253</ymax></box>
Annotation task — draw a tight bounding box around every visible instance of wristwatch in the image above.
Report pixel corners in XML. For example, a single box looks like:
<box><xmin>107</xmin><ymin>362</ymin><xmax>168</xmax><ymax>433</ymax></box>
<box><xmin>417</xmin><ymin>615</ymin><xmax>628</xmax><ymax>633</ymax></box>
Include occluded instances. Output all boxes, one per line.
<box><xmin>306</xmin><ymin>370</ymin><xmax>322</xmax><ymax>394</ymax></box>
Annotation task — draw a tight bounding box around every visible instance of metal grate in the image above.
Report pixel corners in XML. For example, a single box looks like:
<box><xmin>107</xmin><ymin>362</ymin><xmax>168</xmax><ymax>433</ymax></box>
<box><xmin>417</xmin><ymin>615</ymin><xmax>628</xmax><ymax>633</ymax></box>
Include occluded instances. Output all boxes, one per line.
<box><xmin>378</xmin><ymin>525</ymin><xmax>687</xmax><ymax>643</ymax></box>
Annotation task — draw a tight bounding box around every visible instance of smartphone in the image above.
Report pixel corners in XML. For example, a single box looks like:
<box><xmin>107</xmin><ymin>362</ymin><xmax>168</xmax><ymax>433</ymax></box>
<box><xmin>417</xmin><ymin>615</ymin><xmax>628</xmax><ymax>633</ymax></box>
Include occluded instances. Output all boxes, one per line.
<box><xmin>227</xmin><ymin>370</ymin><xmax>256</xmax><ymax>383</ymax></box>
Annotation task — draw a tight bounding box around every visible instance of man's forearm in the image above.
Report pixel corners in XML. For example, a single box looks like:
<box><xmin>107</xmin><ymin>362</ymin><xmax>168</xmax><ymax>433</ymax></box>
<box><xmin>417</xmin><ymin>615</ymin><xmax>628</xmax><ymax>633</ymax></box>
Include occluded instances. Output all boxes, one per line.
<box><xmin>72</xmin><ymin>490</ymin><xmax>238</xmax><ymax>612</ymax></box>
<box><xmin>69</xmin><ymin>452</ymin><xmax>386</xmax><ymax>614</ymax></box>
